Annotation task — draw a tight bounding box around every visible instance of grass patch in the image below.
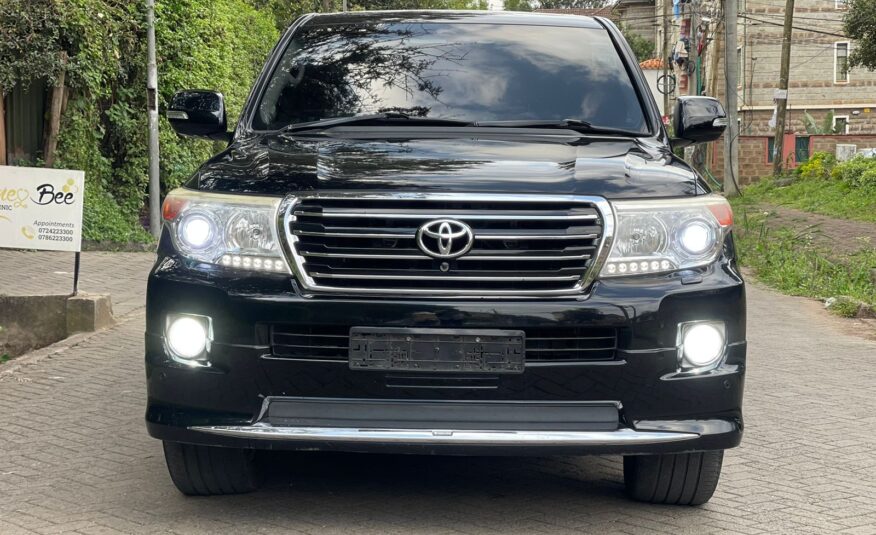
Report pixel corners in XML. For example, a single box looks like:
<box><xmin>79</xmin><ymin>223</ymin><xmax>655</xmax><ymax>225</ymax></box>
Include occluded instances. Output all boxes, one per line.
<box><xmin>739</xmin><ymin>175</ymin><xmax>876</xmax><ymax>223</ymax></box>
<box><xmin>732</xmin><ymin>205</ymin><xmax>876</xmax><ymax>311</ymax></box>
<box><xmin>737</xmin><ymin>153</ymin><xmax>876</xmax><ymax>222</ymax></box>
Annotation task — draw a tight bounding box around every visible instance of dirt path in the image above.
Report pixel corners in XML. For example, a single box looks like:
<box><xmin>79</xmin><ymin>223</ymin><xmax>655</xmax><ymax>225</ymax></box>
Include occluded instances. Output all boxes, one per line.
<box><xmin>745</xmin><ymin>203</ymin><xmax>876</xmax><ymax>256</ymax></box>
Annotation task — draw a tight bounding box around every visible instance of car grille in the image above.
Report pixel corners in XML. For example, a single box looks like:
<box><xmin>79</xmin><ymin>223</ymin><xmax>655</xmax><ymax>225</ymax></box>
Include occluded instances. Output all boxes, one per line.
<box><xmin>282</xmin><ymin>193</ymin><xmax>611</xmax><ymax>296</ymax></box>
<box><xmin>269</xmin><ymin>325</ymin><xmax>617</xmax><ymax>364</ymax></box>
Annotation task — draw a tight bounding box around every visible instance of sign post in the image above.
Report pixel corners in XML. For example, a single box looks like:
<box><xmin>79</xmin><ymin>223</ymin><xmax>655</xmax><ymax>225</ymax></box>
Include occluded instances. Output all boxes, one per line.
<box><xmin>0</xmin><ymin>166</ymin><xmax>86</xmax><ymax>294</ymax></box>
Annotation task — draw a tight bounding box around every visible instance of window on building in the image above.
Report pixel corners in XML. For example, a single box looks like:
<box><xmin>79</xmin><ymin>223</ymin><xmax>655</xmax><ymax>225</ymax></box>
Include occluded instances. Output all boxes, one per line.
<box><xmin>833</xmin><ymin>115</ymin><xmax>849</xmax><ymax>134</ymax></box>
<box><xmin>835</xmin><ymin>42</ymin><xmax>850</xmax><ymax>83</ymax></box>
<box><xmin>767</xmin><ymin>137</ymin><xmax>775</xmax><ymax>163</ymax></box>
<box><xmin>795</xmin><ymin>136</ymin><xmax>811</xmax><ymax>163</ymax></box>
<box><xmin>737</xmin><ymin>47</ymin><xmax>743</xmax><ymax>89</ymax></box>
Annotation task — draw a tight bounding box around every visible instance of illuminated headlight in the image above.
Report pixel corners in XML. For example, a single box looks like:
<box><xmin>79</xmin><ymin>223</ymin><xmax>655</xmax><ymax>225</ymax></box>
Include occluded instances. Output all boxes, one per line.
<box><xmin>600</xmin><ymin>195</ymin><xmax>733</xmax><ymax>278</ymax></box>
<box><xmin>178</xmin><ymin>212</ymin><xmax>217</xmax><ymax>250</ymax></box>
<box><xmin>165</xmin><ymin>314</ymin><xmax>212</xmax><ymax>366</ymax></box>
<box><xmin>162</xmin><ymin>189</ymin><xmax>290</xmax><ymax>273</ymax></box>
<box><xmin>678</xmin><ymin>321</ymin><xmax>726</xmax><ymax>371</ymax></box>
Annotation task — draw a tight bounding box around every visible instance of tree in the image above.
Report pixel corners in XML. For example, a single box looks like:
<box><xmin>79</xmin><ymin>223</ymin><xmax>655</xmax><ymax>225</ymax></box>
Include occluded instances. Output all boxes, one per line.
<box><xmin>0</xmin><ymin>0</ymin><xmax>63</xmax><ymax>92</ymax></box>
<box><xmin>844</xmin><ymin>0</ymin><xmax>876</xmax><ymax>70</ymax></box>
<box><xmin>535</xmin><ymin>0</ymin><xmax>611</xmax><ymax>7</ymax></box>
<box><xmin>619</xmin><ymin>25</ymin><xmax>655</xmax><ymax>61</ymax></box>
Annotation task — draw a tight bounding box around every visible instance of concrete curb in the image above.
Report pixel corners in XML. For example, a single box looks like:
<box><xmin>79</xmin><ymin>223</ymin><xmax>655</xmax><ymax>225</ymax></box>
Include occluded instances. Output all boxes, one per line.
<box><xmin>0</xmin><ymin>306</ymin><xmax>144</xmax><ymax>380</ymax></box>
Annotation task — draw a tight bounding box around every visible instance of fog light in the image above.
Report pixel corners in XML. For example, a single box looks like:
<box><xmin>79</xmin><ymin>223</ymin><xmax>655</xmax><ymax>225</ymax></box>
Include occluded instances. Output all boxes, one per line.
<box><xmin>165</xmin><ymin>314</ymin><xmax>212</xmax><ymax>365</ymax></box>
<box><xmin>679</xmin><ymin>321</ymin><xmax>725</xmax><ymax>370</ymax></box>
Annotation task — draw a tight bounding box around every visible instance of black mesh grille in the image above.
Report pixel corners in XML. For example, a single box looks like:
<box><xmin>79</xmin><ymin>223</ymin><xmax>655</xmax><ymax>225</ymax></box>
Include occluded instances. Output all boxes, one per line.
<box><xmin>284</xmin><ymin>196</ymin><xmax>606</xmax><ymax>295</ymax></box>
<box><xmin>270</xmin><ymin>325</ymin><xmax>617</xmax><ymax>364</ymax></box>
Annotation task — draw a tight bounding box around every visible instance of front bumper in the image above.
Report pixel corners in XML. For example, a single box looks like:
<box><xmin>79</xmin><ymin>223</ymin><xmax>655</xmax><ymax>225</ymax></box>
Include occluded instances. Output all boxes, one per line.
<box><xmin>145</xmin><ymin>251</ymin><xmax>746</xmax><ymax>455</ymax></box>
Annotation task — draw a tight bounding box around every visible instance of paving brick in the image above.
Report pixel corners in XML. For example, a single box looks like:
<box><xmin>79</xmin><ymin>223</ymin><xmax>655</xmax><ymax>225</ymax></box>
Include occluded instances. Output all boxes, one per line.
<box><xmin>0</xmin><ymin>249</ymin><xmax>875</xmax><ymax>534</ymax></box>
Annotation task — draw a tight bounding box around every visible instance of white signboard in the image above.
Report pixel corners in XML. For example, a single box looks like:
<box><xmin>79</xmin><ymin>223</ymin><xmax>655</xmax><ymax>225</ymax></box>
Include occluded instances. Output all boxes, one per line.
<box><xmin>0</xmin><ymin>166</ymin><xmax>85</xmax><ymax>252</ymax></box>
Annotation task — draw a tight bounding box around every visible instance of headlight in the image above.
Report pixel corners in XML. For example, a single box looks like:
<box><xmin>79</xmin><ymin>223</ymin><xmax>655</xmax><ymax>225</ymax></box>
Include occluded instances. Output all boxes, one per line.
<box><xmin>600</xmin><ymin>195</ymin><xmax>732</xmax><ymax>278</ymax></box>
<box><xmin>162</xmin><ymin>189</ymin><xmax>290</xmax><ymax>273</ymax></box>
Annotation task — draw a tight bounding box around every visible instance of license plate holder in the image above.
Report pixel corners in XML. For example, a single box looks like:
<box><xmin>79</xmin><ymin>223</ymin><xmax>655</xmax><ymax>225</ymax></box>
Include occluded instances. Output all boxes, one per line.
<box><xmin>349</xmin><ymin>327</ymin><xmax>525</xmax><ymax>374</ymax></box>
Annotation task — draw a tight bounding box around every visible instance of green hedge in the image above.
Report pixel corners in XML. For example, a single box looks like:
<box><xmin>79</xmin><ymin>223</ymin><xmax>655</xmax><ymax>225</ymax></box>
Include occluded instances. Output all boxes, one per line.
<box><xmin>2</xmin><ymin>0</ymin><xmax>279</xmax><ymax>243</ymax></box>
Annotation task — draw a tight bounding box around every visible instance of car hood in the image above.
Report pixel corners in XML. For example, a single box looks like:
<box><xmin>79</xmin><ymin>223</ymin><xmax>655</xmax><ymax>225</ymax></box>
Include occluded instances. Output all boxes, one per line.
<box><xmin>189</xmin><ymin>132</ymin><xmax>707</xmax><ymax>198</ymax></box>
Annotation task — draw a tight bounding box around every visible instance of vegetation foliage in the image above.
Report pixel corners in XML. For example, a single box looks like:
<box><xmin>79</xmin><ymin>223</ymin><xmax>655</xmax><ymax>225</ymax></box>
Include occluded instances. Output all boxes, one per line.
<box><xmin>731</xmin><ymin>208</ymin><xmax>876</xmax><ymax>313</ymax></box>
<box><xmin>739</xmin><ymin>152</ymin><xmax>876</xmax><ymax>223</ymax></box>
<box><xmin>731</xmin><ymin>154</ymin><xmax>876</xmax><ymax>314</ymax></box>
<box><xmin>844</xmin><ymin>0</ymin><xmax>876</xmax><ymax>71</ymax></box>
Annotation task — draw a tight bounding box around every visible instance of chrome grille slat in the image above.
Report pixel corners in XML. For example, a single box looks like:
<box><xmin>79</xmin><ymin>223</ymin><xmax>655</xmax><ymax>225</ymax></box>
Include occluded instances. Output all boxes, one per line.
<box><xmin>301</xmin><ymin>251</ymin><xmax>592</xmax><ymax>261</ymax></box>
<box><xmin>293</xmin><ymin>210</ymin><xmax>599</xmax><ymax>221</ymax></box>
<box><xmin>282</xmin><ymin>193</ymin><xmax>613</xmax><ymax>297</ymax></box>
<box><xmin>309</xmin><ymin>273</ymin><xmax>583</xmax><ymax>282</ymax></box>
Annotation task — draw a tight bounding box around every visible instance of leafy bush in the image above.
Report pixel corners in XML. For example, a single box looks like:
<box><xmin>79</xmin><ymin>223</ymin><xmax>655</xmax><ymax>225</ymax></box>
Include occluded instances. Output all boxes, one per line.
<box><xmin>831</xmin><ymin>156</ymin><xmax>876</xmax><ymax>189</ymax></box>
<box><xmin>3</xmin><ymin>0</ymin><xmax>279</xmax><ymax>244</ymax></box>
<box><xmin>795</xmin><ymin>151</ymin><xmax>837</xmax><ymax>180</ymax></box>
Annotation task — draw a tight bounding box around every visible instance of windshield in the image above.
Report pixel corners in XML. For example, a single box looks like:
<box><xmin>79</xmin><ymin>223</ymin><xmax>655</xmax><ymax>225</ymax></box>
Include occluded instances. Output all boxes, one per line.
<box><xmin>253</xmin><ymin>21</ymin><xmax>649</xmax><ymax>133</ymax></box>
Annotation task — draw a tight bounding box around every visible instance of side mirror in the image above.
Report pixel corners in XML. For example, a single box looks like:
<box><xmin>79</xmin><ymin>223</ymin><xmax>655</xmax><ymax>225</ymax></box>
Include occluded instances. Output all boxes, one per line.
<box><xmin>167</xmin><ymin>90</ymin><xmax>229</xmax><ymax>141</ymax></box>
<box><xmin>671</xmin><ymin>96</ymin><xmax>728</xmax><ymax>147</ymax></box>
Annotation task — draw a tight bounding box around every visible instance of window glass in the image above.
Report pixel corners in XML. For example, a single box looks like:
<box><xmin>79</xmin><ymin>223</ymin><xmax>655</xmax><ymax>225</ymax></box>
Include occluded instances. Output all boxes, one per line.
<box><xmin>254</xmin><ymin>22</ymin><xmax>648</xmax><ymax>133</ymax></box>
<box><xmin>835</xmin><ymin>43</ymin><xmax>849</xmax><ymax>83</ymax></box>
<box><xmin>795</xmin><ymin>136</ymin><xmax>810</xmax><ymax>163</ymax></box>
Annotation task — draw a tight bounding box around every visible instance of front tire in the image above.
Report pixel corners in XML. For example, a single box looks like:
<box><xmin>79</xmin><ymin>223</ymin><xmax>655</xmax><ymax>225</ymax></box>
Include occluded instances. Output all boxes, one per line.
<box><xmin>623</xmin><ymin>450</ymin><xmax>724</xmax><ymax>505</ymax></box>
<box><xmin>162</xmin><ymin>441</ymin><xmax>260</xmax><ymax>496</ymax></box>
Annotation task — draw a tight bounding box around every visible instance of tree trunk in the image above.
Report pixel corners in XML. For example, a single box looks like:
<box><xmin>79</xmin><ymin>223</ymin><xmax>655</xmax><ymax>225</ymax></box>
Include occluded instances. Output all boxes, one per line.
<box><xmin>43</xmin><ymin>52</ymin><xmax>68</xmax><ymax>168</ymax></box>
<box><xmin>0</xmin><ymin>87</ymin><xmax>6</xmax><ymax>166</ymax></box>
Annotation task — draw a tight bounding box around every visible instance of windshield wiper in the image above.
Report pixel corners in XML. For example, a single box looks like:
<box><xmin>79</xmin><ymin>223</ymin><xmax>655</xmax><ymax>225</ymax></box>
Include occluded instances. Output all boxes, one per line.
<box><xmin>280</xmin><ymin>112</ymin><xmax>473</xmax><ymax>133</ymax></box>
<box><xmin>474</xmin><ymin>119</ymin><xmax>645</xmax><ymax>137</ymax></box>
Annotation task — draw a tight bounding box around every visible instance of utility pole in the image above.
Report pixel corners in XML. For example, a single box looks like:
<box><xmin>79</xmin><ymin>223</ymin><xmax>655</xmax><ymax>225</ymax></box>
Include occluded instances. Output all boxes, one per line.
<box><xmin>146</xmin><ymin>0</ymin><xmax>161</xmax><ymax>239</ymax></box>
<box><xmin>343</xmin><ymin>0</ymin><xmax>348</xmax><ymax>11</ymax></box>
<box><xmin>772</xmin><ymin>0</ymin><xmax>795</xmax><ymax>176</ymax></box>
<box><xmin>662</xmin><ymin>0</ymin><xmax>671</xmax><ymax>118</ymax></box>
<box><xmin>723</xmin><ymin>0</ymin><xmax>740</xmax><ymax>195</ymax></box>
<box><xmin>689</xmin><ymin>2</ymin><xmax>698</xmax><ymax>96</ymax></box>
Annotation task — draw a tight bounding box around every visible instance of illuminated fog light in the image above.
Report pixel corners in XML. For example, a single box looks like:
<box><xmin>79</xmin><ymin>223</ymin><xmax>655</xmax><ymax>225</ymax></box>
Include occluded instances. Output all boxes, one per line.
<box><xmin>640</xmin><ymin>261</ymin><xmax>649</xmax><ymax>271</ymax></box>
<box><xmin>680</xmin><ymin>322</ymin><xmax>725</xmax><ymax>369</ymax></box>
<box><xmin>607</xmin><ymin>263</ymin><xmax>617</xmax><ymax>274</ymax></box>
<box><xmin>661</xmin><ymin>260</ymin><xmax>671</xmax><ymax>270</ymax></box>
<box><xmin>679</xmin><ymin>221</ymin><xmax>715</xmax><ymax>256</ymax></box>
<box><xmin>178</xmin><ymin>213</ymin><xmax>215</xmax><ymax>249</ymax></box>
<box><xmin>253</xmin><ymin>258</ymin><xmax>263</xmax><ymax>269</ymax></box>
<box><xmin>232</xmin><ymin>255</ymin><xmax>241</xmax><ymax>267</ymax></box>
<box><xmin>618</xmin><ymin>263</ymin><xmax>628</xmax><ymax>273</ymax></box>
<box><xmin>275</xmin><ymin>261</ymin><xmax>286</xmax><ymax>271</ymax></box>
<box><xmin>242</xmin><ymin>257</ymin><xmax>252</xmax><ymax>268</ymax></box>
<box><xmin>165</xmin><ymin>314</ymin><xmax>211</xmax><ymax>363</ymax></box>
<box><xmin>629</xmin><ymin>262</ymin><xmax>639</xmax><ymax>273</ymax></box>
<box><xmin>221</xmin><ymin>255</ymin><xmax>232</xmax><ymax>266</ymax></box>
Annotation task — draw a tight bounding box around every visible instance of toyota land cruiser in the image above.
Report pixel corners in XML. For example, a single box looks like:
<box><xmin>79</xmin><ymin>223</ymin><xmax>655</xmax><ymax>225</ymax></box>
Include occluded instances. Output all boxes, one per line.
<box><xmin>147</xmin><ymin>10</ymin><xmax>745</xmax><ymax>505</ymax></box>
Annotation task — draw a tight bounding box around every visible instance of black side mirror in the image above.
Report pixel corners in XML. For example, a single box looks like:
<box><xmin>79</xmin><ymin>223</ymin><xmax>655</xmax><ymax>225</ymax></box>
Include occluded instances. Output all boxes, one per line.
<box><xmin>167</xmin><ymin>90</ymin><xmax>230</xmax><ymax>141</ymax></box>
<box><xmin>671</xmin><ymin>96</ymin><xmax>728</xmax><ymax>147</ymax></box>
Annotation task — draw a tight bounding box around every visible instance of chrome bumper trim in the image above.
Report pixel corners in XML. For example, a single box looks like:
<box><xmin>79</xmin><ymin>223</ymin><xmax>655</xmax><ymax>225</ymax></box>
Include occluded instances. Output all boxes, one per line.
<box><xmin>189</xmin><ymin>425</ymin><xmax>699</xmax><ymax>446</ymax></box>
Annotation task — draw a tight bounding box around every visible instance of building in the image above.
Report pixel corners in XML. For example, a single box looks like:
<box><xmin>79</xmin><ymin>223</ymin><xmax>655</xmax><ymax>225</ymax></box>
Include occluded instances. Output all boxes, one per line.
<box><xmin>613</xmin><ymin>0</ymin><xmax>876</xmax><ymax>181</ymax></box>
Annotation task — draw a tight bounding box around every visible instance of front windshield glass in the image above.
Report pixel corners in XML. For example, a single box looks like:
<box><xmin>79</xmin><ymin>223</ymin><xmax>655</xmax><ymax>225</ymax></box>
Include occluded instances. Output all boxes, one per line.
<box><xmin>253</xmin><ymin>21</ymin><xmax>649</xmax><ymax>133</ymax></box>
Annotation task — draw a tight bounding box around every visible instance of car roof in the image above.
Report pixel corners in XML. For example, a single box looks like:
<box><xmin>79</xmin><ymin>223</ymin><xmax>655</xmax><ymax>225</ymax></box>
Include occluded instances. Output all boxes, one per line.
<box><xmin>304</xmin><ymin>10</ymin><xmax>605</xmax><ymax>29</ymax></box>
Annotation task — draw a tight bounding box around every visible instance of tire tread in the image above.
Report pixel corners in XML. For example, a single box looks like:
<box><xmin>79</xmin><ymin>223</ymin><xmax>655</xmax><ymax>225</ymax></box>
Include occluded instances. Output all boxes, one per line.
<box><xmin>624</xmin><ymin>450</ymin><xmax>724</xmax><ymax>505</ymax></box>
<box><xmin>162</xmin><ymin>441</ymin><xmax>259</xmax><ymax>496</ymax></box>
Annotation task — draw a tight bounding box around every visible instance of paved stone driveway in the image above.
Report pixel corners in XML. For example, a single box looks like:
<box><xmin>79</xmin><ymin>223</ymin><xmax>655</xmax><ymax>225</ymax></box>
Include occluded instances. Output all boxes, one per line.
<box><xmin>1</xmin><ymin>251</ymin><xmax>875</xmax><ymax>534</ymax></box>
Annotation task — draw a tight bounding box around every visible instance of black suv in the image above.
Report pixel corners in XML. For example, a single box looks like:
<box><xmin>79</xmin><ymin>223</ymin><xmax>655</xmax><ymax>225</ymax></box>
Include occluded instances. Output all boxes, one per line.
<box><xmin>147</xmin><ymin>11</ymin><xmax>745</xmax><ymax>505</ymax></box>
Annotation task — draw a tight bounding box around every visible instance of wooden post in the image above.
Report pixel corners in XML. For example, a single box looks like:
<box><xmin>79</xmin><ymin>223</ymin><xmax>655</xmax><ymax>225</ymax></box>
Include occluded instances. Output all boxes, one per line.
<box><xmin>0</xmin><ymin>87</ymin><xmax>6</xmax><ymax>166</ymax></box>
<box><xmin>772</xmin><ymin>0</ymin><xmax>795</xmax><ymax>176</ymax></box>
<box><xmin>43</xmin><ymin>52</ymin><xmax>68</xmax><ymax>168</ymax></box>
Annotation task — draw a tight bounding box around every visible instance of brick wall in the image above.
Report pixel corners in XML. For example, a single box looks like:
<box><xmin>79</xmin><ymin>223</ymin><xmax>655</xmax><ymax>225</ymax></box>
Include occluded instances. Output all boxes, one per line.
<box><xmin>811</xmin><ymin>134</ymin><xmax>876</xmax><ymax>155</ymax></box>
<box><xmin>707</xmin><ymin>134</ymin><xmax>876</xmax><ymax>185</ymax></box>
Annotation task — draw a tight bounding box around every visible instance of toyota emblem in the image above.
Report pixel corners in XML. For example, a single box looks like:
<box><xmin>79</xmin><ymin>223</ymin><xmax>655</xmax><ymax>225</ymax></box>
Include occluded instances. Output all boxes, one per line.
<box><xmin>416</xmin><ymin>219</ymin><xmax>474</xmax><ymax>259</ymax></box>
